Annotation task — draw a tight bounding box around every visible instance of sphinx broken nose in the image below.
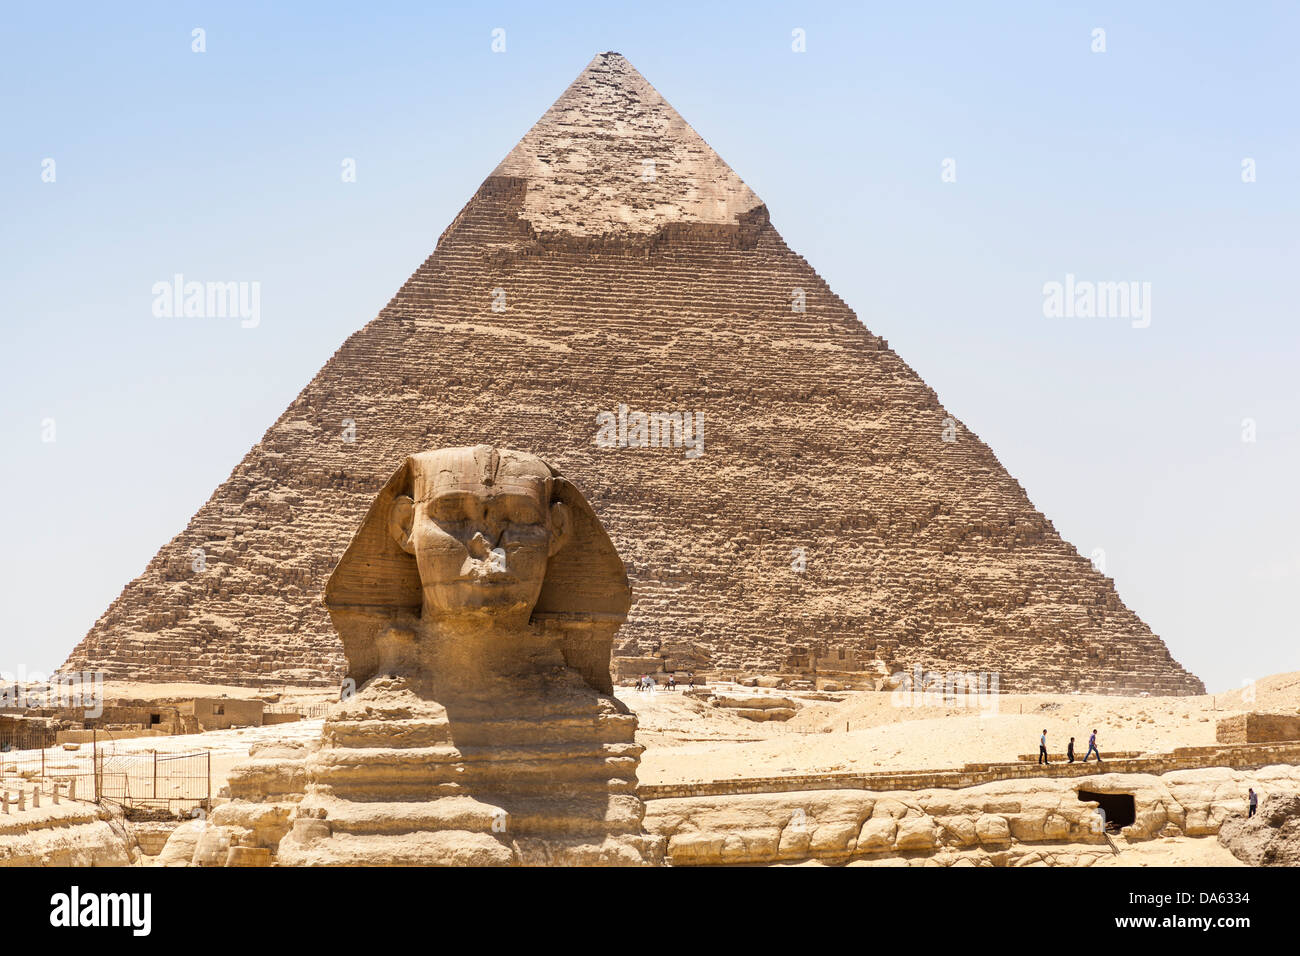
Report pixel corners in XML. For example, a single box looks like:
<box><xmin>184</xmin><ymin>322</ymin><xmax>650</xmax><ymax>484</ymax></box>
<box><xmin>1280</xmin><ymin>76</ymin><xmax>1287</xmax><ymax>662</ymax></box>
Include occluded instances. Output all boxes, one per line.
<box><xmin>467</xmin><ymin>532</ymin><xmax>508</xmax><ymax>571</ymax></box>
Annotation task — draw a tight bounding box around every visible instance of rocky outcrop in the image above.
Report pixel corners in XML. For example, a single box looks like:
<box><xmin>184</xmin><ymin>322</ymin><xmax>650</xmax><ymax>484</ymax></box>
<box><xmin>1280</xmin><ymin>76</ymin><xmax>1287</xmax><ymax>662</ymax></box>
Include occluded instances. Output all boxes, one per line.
<box><xmin>0</xmin><ymin>799</ymin><xmax>134</xmax><ymax>866</ymax></box>
<box><xmin>1218</xmin><ymin>793</ymin><xmax>1300</xmax><ymax>866</ymax></box>
<box><xmin>643</xmin><ymin>764</ymin><xmax>1300</xmax><ymax>866</ymax></box>
<box><xmin>712</xmin><ymin>694</ymin><xmax>798</xmax><ymax>722</ymax></box>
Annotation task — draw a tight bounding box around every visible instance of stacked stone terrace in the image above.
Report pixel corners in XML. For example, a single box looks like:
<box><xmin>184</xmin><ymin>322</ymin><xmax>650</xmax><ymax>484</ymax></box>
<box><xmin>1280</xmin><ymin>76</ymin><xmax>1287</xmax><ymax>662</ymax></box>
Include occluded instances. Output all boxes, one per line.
<box><xmin>62</xmin><ymin>53</ymin><xmax>1202</xmax><ymax>695</ymax></box>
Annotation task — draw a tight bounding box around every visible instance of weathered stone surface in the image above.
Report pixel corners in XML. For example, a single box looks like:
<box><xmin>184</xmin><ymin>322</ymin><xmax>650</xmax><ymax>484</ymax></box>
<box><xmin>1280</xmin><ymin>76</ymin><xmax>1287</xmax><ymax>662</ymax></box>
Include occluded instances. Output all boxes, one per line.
<box><xmin>60</xmin><ymin>52</ymin><xmax>1201</xmax><ymax>697</ymax></box>
<box><xmin>642</xmin><ymin>764</ymin><xmax>1300</xmax><ymax>866</ymax></box>
<box><xmin>1216</xmin><ymin>713</ymin><xmax>1300</xmax><ymax>744</ymax></box>
<box><xmin>715</xmin><ymin>693</ymin><xmax>799</xmax><ymax>722</ymax></box>
<box><xmin>225</xmin><ymin>845</ymin><xmax>272</xmax><ymax>867</ymax></box>
<box><xmin>0</xmin><ymin>801</ymin><xmax>133</xmax><ymax>867</ymax></box>
<box><xmin>1218</xmin><ymin>793</ymin><xmax>1300</xmax><ymax>866</ymax></box>
<box><xmin>975</xmin><ymin>813</ymin><xmax>1011</xmax><ymax>845</ymax></box>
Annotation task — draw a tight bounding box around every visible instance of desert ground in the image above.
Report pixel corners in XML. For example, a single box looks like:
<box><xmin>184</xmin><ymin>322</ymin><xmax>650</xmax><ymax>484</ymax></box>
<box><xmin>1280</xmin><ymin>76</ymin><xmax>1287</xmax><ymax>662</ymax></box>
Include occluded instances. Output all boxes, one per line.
<box><xmin>627</xmin><ymin>673</ymin><xmax>1300</xmax><ymax>785</ymax></box>
<box><xmin>12</xmin><ymin>672</ymin><xmax>1287</xmax><ymax>867</ymax></box>
<box><xmin>58</xmin><ymin>673</ymin><xmax>1297</xmax><ymax>803</ymax></box>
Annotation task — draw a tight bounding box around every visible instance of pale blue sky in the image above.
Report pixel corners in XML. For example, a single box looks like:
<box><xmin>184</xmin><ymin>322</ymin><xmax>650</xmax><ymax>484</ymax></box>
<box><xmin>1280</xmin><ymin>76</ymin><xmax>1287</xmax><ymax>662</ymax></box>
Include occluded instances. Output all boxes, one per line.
<box><xmin>2</xmin><ymin>2</ymin><xmax>1296</xmax><ymax>691</ymax></box>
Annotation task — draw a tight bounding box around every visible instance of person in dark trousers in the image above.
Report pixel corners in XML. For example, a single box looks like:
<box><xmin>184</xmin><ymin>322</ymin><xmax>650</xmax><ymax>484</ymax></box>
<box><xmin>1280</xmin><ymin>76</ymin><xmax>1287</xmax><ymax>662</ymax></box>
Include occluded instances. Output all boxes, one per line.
<box><xmin>1067</xmin><ymin>737</ymin><xmax>1076</xmax><ymax>763</ymax></box>
<box><xmin>1248</xmin><ymin>788</ymin><xmax>1258</xmax><ymax>818</ymax></box>
<box><xmin>1084</xmin><ymin>729</ymin><xmax>1102</xmax><ymax>763</ymax></box>
<box><xmin>1039</xmin><ymin>730</ymin><xmax>1050</xmax><ymax>765</ymax></box>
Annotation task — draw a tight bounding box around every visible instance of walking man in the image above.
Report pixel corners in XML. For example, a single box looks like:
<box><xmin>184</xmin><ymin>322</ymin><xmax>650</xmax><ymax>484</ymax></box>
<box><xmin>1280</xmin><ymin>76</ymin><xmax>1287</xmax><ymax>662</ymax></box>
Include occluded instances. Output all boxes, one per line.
<box><xmin>1248</xmin><ymin>787</ymin><xmax>1258</xmax><ymax>818</ymax></box>
<box><xmin>1084</xmin><ymin>728</ymin><xmax>1102</xmax><ymax>763</ymax></box>
<box><xmin>1067</xmin><ymin>737</ymin><xmax>1076</xmax><ymax>763</ymax></box>
<box><xmin>1039</xmin><ymin>729</ymin><xmax>1050</xmax><ymax>765</ymax></box>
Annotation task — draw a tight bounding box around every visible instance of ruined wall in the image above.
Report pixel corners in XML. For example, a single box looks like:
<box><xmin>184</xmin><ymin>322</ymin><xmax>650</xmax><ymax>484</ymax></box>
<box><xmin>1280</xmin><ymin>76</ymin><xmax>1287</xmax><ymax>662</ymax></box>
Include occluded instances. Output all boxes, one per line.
<box><xmin>1217</xmin><ymin>713</ymin><xmax>1300</xmax><ymax>745</ymax></box>
<box><xmin>184</xmin><ymin>699</ymin><xmax>264</xmax><ymax>731</ymax></box>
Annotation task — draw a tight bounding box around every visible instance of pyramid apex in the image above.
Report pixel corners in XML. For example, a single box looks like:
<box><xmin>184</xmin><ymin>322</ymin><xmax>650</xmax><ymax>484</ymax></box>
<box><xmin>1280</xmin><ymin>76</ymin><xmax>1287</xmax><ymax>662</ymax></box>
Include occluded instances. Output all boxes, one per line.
<box><xmin>489</xmin><ymin>53</ymin><xmax>762</xmax><ymax>237</ymax></box>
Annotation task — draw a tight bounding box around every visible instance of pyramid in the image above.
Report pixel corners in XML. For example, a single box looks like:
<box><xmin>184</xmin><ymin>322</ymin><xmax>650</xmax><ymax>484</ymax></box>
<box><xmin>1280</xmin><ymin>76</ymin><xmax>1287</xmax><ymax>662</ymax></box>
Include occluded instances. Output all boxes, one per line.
<box><xmin>62</xmin><ymin>53</ymin><xmax>1204</xmax><ymax>695</ymax></box>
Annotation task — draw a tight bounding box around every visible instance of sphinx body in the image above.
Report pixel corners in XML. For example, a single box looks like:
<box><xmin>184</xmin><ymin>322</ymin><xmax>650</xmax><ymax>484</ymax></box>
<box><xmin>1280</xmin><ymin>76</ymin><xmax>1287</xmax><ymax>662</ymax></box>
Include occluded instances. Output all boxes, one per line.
<box><xmin>275</xmin><ymin>643</ymin><xmax>651</xmax><ymax>866</ymax></box>
<box><xmin>187</xmin><ymin>447</ymin><xmax>657</xmax><ymax>866</ymax></box>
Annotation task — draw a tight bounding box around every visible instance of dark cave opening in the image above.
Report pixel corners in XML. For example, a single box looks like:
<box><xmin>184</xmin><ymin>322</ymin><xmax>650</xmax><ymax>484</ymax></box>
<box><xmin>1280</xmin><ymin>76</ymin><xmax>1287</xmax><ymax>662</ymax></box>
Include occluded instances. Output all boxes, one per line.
<box><xmin>1077</xmin><ymin>789</ymin><xmax>1136</xmax><ymax>831</ymax></box>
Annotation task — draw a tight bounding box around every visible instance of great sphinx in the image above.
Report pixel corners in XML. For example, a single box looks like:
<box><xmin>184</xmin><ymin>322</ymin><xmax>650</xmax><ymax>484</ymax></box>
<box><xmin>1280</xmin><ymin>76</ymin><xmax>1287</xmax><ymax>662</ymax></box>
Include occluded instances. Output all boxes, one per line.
<box><xmin>187</xmin><ymin>445</ymin><xmax>658</xmax><ymax>866</ymax></box>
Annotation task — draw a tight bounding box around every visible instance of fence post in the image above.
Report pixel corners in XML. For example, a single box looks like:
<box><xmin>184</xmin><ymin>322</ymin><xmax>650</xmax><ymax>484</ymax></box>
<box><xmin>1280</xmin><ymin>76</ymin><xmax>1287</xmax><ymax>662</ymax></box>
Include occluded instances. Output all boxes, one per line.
<box><xmin>206</xmin><ymin>751</ymin><xmax>212</xmax><ymax>809</ymax></box>
<box><xmin>153</xmin><ymin>751</ymin><xmax>157</xmax><ymax>799</ymax></box>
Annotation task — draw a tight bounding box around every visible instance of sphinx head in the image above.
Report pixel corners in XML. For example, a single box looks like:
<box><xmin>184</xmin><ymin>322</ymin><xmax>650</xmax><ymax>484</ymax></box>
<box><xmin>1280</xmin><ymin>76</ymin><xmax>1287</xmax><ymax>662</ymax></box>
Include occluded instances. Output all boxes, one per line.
<box><xmin>388</xmin><ymin>446</ymin><xmax>570</xmax><ymax>625</ymax></box>
<box><xmin>325</xmin><ymin>445</ymin><xmax>631</xmax><ymax>692</ymax></box>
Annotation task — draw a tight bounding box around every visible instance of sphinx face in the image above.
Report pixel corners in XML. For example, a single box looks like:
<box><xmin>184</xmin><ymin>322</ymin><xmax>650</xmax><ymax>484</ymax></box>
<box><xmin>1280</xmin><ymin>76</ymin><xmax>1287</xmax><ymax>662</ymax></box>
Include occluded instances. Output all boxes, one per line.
<box><xmin>391</xmin><ymin>447</ymin><xmax>569</xmax><ymax>624</ymax></box>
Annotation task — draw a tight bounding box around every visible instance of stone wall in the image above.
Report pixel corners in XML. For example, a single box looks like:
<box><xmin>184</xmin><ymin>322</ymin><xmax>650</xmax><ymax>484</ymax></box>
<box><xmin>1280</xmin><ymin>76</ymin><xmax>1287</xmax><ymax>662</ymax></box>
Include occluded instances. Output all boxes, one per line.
<box><xmin>1216</xmin><ymin>713</ymin><xmax>1300</xmax><ymax>745</ymax></box>
<box><xmin>183</xmin><ymin>698</ymin><xmax>264</xmax><ymax>731</ymax></box>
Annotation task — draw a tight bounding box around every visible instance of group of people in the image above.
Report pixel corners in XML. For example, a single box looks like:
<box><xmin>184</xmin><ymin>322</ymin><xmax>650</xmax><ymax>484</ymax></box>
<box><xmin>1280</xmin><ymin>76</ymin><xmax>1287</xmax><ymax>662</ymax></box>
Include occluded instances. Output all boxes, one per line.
<box><xmin>1038</xmin><ymin>728</ymin><xmax>1103</xmax><ymax>764</ymax></box>
<box><xmin>1036</xmin><ymin>734</ymin><xmax>1263</xmax><ymax>820</ymax></box>
<box><xmin>633</xmin><ymin>673</ymin><xmax>695</xmax><ymax>693</ymax></box>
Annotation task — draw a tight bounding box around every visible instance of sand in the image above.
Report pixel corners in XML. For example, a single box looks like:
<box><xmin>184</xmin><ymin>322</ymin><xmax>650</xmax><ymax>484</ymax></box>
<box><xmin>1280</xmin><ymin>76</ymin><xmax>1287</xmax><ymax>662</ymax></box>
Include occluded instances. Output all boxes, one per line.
<box><xmin>13</xmin><ymin>672</ymin><xmax>1294</xmax><ymax>805</ymax></box>
<box><xmin>625</xmin><ymin>673</ymin><xmax>1300</xmax><ymax>785</ymax></box>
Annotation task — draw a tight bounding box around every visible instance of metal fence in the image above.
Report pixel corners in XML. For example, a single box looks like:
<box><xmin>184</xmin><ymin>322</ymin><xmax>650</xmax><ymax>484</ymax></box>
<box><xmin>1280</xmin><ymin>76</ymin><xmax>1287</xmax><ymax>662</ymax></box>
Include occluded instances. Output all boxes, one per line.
<box><xmin>0</xmin><ymin>728</ymin><xmax>210</xmax><ymax>815</ymax></box>
<box><xmin>0</xmin><ymin>729</ymin><xmax>95</xmax><ymax>801</ymax></box>
<box><xmin>96</xmin><ymin>749</ymin><xmax>211</xmax><ymax>813</ymax></box>
<box><xmin>266</xmin><ymin>702</ymin><xmax>331</xmax><ymax>719</ymax></box>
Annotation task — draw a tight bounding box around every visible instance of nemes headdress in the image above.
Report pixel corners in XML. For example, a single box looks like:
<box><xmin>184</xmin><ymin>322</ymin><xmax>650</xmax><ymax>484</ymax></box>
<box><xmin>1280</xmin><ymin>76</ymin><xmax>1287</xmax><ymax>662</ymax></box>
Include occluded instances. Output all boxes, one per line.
<box><xmin>324</xmin><ymin>445</ymin><xmax>631</xmax><ymax>693</ymax></box>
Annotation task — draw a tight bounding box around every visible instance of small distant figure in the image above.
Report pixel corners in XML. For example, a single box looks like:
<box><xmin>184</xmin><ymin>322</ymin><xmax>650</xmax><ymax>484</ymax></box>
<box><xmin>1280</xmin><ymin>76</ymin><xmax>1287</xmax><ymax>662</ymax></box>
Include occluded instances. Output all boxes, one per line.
<box><xmin>1248</xmin><ymin>788</ymin><xmax>1258</xmax><ymax>818</ymax></box>
<box><xmin>667</xmin><ymin>675</ymin><xmax>676</xmax><ymax>692</ymax></box>
<box><xmin>687</xmin><ymin>672</ymin><xmax>695</xmax><ymax>690</ymax></box>
<box><xmin>1067</xmin><ymin>737</ymin><xmax>1076</xmax><ymax>763</ymax></box>
<box><xmin>1039</xmin><ymin>729</ymin><xmax>1049</xmax><ymax>765</ymax></box>
<box><xmin>1084</xmin><ymin>728</ymin><xmax>1102</xmax><ymax>763</ymax></box>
